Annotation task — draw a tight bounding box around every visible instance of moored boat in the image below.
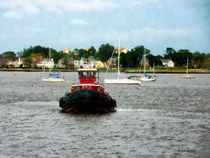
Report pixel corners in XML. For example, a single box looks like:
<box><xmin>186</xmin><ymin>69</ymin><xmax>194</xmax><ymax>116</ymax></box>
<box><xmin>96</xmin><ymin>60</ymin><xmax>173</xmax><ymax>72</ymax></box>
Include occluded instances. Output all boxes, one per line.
<box><xmin>42</xmin><ymin>47</ymin><xmax>64</xmax><ymax>82</ymax></box>
<box><xmin>42</xmin><ymin>72</ymin><xmax>64</xmax><ymax>82</ymax></box>
<box><xmin>140</xmin><ymin>48</ymin><xmax>157</xmax><ymax>81</ymax></box>
<box><xmin>59</xmin><ymin>68</ymin><xmax>116</xmax><ymax>113</ymax></box>
<box><xmin>127</xmin><ymin>48</ymin><xmax>157</xmax><ymax>82</ymax></box>
<box><xmin>104</xmin><ymin>40</ymin><xmax>141</xmax><ymax>85</ymax></box>
<box><xmin>140</xmin><ymin>73</ymin><xmax>157</xmax><ymax>81</ymax></box>
<box><xmin>183</xmin><ymin>58</ymin><xmax>195</xmax><ymax>79</ymax></box>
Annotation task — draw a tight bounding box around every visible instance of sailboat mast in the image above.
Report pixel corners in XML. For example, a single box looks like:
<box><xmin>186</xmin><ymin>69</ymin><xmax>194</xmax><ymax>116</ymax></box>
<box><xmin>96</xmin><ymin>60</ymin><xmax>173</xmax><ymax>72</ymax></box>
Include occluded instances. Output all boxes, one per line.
<box><xmin>117</xmin><ymin>40</ymin><xmax>120</xmax><ymax>79</ymax></box>
<box><xmin>49</xmin><ymin>47</ymin><xmax>51</xmax><ymax>61</ymax></box>
<box><xmin>49</xmin><ymin>47</ymin><xmax>51</xmax><ymax>72</ymax></box>
<box><xmin>186</xmin><ymin>58</ymin><xmax>189</xmax><ymax>75</ymax></box>
<box><xmin>143</xmin><ymin>48</ymin><xmax>146</xmax><ymax>74</ymax></box>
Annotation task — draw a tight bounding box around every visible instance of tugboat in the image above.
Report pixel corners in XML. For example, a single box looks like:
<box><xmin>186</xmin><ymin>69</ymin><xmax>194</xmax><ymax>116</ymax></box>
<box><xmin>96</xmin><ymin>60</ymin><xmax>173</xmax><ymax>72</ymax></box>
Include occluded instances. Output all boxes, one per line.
<box><xmin>59</xmin><ymin>68</ymin><xmax>116</xmax><ymax>113</ymax></box>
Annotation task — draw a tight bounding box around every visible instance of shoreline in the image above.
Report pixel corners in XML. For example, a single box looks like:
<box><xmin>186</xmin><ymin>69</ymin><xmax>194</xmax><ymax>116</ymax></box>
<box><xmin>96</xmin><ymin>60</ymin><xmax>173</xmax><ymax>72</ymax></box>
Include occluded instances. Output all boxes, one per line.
<box><xmin>125</xmin><ymin>69</ymin><xmax>210</xmax><ymax>74</ymax></box>
<box><xmin>0</xmin><ymin>68</ymin><xmax>209</xmax><ymax>74</ymax></box>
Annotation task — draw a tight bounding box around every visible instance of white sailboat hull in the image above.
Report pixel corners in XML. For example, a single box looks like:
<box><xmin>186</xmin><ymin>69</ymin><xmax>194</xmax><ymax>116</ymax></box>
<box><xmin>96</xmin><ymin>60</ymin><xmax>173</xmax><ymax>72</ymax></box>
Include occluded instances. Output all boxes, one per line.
<box><xmin>42</xmin><ymin>77</ymin><xmax>64</xmax><ymax>82</ymax></box>
<box><xmin>140</xmin><ymin>76</ymin><xmax>156</xmax><ymax>82</ymax></box>
<box><xmin>104</xmin><ymin>79</ymin><xmax>141</xmax><ymax>85</ymax></box>
<box><xmin>183</xmin><ymin>75</ymin><xmax>195</xmax><ymax>79</ymax></box>
<box><xmin>183</xmin><ymin>58</ymin><xmax>195</xmax><ymax>79</ymax></box>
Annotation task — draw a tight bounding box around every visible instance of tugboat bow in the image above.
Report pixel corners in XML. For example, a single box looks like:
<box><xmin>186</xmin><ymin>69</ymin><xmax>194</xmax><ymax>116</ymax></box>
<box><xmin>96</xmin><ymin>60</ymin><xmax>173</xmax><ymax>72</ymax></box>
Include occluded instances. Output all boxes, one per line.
<box><xmin>59</xmin><ymin>68</ymin><xmax>116</xmax><ymax>113</ymax></box>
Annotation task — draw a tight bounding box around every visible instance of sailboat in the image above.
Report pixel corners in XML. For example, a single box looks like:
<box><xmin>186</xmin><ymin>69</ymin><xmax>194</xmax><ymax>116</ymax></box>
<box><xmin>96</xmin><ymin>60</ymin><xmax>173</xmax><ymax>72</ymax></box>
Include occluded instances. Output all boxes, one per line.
<box><xmin>42</xmin><ymin>48</ymin><xmax>64</xmax><ymax>82</ymax></box>
<box><xmin>104</xmin><ymin>41</ymin><xmax>141</xmax><ymax>85</ymax></box>
<box><xmin>128</xmin><ymin>48</ymin><xmax>156</xmax><ymax>82</ymax></box>
<box><xmin>140</xmin><ymin>49</ymin><xmax>157</xmax><ymax>82</ymax></box>
<box><xmin>183</xmin><ymin>58</ymin><xmax>195</xmax><ymax>79</ymax></box>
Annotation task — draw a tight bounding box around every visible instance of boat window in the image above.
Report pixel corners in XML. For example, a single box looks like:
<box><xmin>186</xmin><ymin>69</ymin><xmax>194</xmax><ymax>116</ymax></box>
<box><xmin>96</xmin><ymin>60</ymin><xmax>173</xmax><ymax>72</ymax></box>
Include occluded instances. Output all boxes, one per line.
<box><xmin>88</xmin><ymin>71</ymin><xmax>93</xmax><ymax>76</ymax></box>
<box><xmin>88</xmin><ymin>71</ymin><xmax>96</xmax><ymax>76</ymax></box>
<box><xmin>76</xmin><ymin>86</ymin><xmax>80</xmax><ymax>90</ymax></box>
<box><xmin>97</xmin><ymin>87</ymin><xmax>100</xmax><ymax>91</ymax></box>
<box><xmin>79</xmin><ymin>72</ymin><xmax>87</xmax><ymax>76</ymax></box>
<box><xmin>80</xmin><ymin>71</ymin><xmax>96</xmax><ymax>76</ymax></box>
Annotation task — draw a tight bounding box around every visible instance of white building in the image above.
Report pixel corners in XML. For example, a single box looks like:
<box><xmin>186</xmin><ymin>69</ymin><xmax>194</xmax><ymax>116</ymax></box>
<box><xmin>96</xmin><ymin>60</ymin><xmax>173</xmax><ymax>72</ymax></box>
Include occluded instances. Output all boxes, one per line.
<box><xmin>161</xmin><ymin>59</ymin><xmax>174</xmax><ymax>68</ymax></box>
<box><xmin>115</xmin><ymin>47</ymin><xmax>128</xmax><ymax>54</ymax></box>
<box><xmin>63</xmin><ymin>48</ymin><xmax>70</xmax><ymax>54</ymax></box>
<box><xmin>37</xmin><ymin>58</ymin><xmax>54</xmax><ymax>68</ymax></box>
<box><xmin>74</xmin><ymin>60</ymin><xmax>80</xmax><ymax>69</ymax></box>
<box><xmin>74</xmin><ymin>57</ymin><xmax>106</xmax><ymax>69</ymax></box>
<box><xmin>8</xmin><ymin>57</ymin><xmax>22</xmax><ymax>67</ymax></box>
<box><xmin>121</xmin><ymin>48</ymin><xmax>128</xmax><ymax>54</ymax></box>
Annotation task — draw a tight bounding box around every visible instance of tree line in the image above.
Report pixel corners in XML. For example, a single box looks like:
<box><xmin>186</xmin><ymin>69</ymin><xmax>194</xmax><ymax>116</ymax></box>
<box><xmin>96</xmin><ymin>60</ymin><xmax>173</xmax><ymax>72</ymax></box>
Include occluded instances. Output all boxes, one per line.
<box><xmin>0</xmin><ymin>44</ymin><xmax>209</xmax><ymax>69</ymax></box>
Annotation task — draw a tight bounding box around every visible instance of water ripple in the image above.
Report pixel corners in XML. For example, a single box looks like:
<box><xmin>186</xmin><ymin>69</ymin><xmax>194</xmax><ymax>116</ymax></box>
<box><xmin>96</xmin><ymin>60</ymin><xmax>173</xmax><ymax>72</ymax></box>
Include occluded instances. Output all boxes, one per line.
<box><xmin>0</xmin><ymin>72</ymin><xmax>209</xmax><ymax>157</ymax></box>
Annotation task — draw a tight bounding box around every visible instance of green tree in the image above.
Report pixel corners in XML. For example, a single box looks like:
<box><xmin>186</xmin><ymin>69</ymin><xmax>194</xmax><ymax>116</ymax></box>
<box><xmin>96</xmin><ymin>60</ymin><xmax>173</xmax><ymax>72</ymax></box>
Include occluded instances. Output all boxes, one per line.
<box><xmin>98</xmin><ymin>44</ymin><xmax>114</xmax><ymax>62</ymax></box>
<box><xmin>78</xmin><ymin>49</ymin><xmax>88</xmax><ymax>59</ymax></box>
<box><xmin>174</xmin><ymin>49</ymin><xmax>193</xmax><ymax>66</ymax></box>
<box><xmin>51</xmin><ymin>51</ymin><xmax>67</xmax><ymax>63</ymax></box>
<box><xmin>0</xmin><ymin>51</ymin><xmax>16</xmax><ymax>57</ymax></box>
<box><xmin>20</xmin><ymin>45</ymin><xmax>56</xmax><ymax>58</ymax></box>
<box><xmin>155</xmin><ymin>55</ymin><xmax>163</xmax><ymax>66</ymax></box>
<box><xmin>125</xmin><ymin>51</ymin><xmax>139</xmax><ymax>67</ymax></box>
<box><xmin>164</xmin><ymin>48</ymin><xmax>176</xmax><ymax>61</ymax></box>
<box><xmin>193</xmin><ymin>52</ymin><xmax>207</xmax><ymax>68</ymax></box>
<box><xmin>146</xmin><ymin>54</ymin><xmax>163</xmax><ymax>67</ymax></box>
<box><xmin>30</xmin><ymin>53</ymin><xmax>44</xmax><ymax>68</ymax></box>
<box><xmin>88</xmin><ymin>46</ymin><xmax>96</xmax><ymax>56</ymax></box>
<box><xmin>120</xmin><ymin>52</ymin><xmax>127</xmax><ymax>68</ymax></box>
<box><xmin>204</xmin><ymin>58</ymin><xmax>210</xmax><ymax>68</ymax></box>
<box><xmin>125</xmin><ymin>45</ymin><xmax>149</xmax><ymax>68</ymax></box>
<box><xmin>23</xmin><ymin>57</ymin><xmax>32</xmax><ymax>67</ymax></box>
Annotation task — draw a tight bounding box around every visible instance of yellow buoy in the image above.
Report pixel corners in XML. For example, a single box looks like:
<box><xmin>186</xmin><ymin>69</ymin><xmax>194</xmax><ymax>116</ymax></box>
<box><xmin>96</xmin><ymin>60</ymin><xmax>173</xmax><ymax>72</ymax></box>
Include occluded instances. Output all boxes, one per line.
<box><xmin>14</xmin><ymin>73</ymin><xmax>17</xmax><ymax>79</ymax></box>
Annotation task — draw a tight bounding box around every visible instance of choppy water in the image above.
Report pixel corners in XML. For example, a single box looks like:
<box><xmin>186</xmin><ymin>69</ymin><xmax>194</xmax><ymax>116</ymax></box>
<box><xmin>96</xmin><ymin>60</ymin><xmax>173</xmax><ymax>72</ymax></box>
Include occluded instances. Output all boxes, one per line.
<box><xmin>0</xmin><ymin>72</ymin><xmax>209</xmax><ymax>158</ymax></box>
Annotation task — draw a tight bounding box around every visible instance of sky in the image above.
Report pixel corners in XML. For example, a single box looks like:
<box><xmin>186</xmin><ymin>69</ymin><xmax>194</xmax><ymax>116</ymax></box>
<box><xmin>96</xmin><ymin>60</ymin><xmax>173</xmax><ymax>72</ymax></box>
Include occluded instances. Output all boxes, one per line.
<box><xmin>0</xmin><ymin>0</ymin><xmax>210</xmax><ymax>55</ymax></box>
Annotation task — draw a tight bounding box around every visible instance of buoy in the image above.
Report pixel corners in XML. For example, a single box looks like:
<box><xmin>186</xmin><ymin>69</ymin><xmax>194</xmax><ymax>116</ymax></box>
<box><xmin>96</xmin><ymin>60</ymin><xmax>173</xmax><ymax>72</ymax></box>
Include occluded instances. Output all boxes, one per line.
<box><xmin>14</xmin><ymin>74</ymin><xmax>16</xmax><ymax>79</ymax></box>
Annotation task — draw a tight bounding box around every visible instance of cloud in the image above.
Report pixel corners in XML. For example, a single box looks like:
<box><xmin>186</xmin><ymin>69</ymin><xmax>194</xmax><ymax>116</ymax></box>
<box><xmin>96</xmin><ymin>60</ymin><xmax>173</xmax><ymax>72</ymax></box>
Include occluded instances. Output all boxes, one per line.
<box><xmin>71</xmin><ymin>19</ymin><xmax>87</xmax><ymax>25</ymax></box>
<box><xmin>0</xmin><ymin>0</ymin><xmax>39</xmax><ymax>18</ymax></box>
<box><xmin>133</xmin><ymin>0</ymin><xmax>160</xmax><ymax>5</ymax></box>
<box><xmin>3</xmin><ymin>10</ymin><xmax>22</xmax><ymax>19</ymax></box>
<box><xmin>24</xmin><ymin>5</ymin><xmax>39</xmax><ymax>14</ymax></box>
<box><xmin>45</xmin><ymin>7</ymin><xmax>61</xmax><ymax>13</ymax></box>
<box><xmin>0</xmin><ymin>0</ymin><xmax>39</xmax><ymax>13</ymax></box>
<box><xmin>0</xmin><ymin>0</ymin><xmax>117</xmax><ymax>15</ymax></box>
<box><xmin>67</xmin><ymin>28</ymin><xmax>202</xmax><ymax>50</ymax></box>
<box><xmin>131</xmin><ymin>28</ymin><xmax>201</xmax><ymax>40</ymax></box>
<box><xmin>41</xmin><ymin>0</ymin><xmax>117</xmax><ymax>12</ymax></box>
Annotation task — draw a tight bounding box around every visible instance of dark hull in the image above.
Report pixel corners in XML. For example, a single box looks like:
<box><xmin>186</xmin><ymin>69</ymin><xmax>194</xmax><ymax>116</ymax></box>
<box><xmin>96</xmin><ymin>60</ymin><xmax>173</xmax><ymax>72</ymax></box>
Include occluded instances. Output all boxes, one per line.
<box><xmin>59</xmin><ymin>89</ymin><xmax>116</xmax><ymax>114</ymax></box>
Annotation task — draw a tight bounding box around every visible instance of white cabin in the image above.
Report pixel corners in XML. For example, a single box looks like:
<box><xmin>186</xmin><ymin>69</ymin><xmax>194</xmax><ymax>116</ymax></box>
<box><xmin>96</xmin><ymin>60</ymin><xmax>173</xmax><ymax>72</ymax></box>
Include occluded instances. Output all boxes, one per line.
<box><xmin>161</xmin><ymin>59</ymin><xmax>174</xmax><ymax>68</ymax></box>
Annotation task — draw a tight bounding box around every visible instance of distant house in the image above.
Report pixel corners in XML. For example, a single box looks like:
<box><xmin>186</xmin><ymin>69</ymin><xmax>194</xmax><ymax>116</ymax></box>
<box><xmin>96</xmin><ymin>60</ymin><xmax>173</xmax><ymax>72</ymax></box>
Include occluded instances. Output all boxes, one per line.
<box><xmin>121</xmin><ymin>48</ymin><xmax>128</xmax><ymax>54</ymax></box>
<box><xmin>63</xmin><ymin>48</ymin><xmax>71</xmax><ymax>54</ymax></box>
<box><xmin>84</xmin><ymin>48</ymin><xmax>89</xmax><ymax>51</ymax></box>
<box><xmin>0</xmin><ymin>57</ymin><xmax>22</xmax><ymax>67</ymax></box>
<box><xmin>57</xmin><ymin>59</ymin><xmax>65</xmax><ymax>68</ymax></box>
<box><xmin>10</xmin><ymin>57</ymin><xmax>22</xmax><ymax>67</ymax></box>
<box><xmin>73</xmin><ymin>56</ymin><xmax>107</xmax><ymax>69</ymax></box>
<box><xmin>141</xmin><ymin>57</ymin><xmax>149</xmax><ymax>67</ymax></box>
<box><xmin>80</xmin><ymin>57</ymin><xmax>88</xmax><ymax>68</ymax></box>
<box><xmin>115</xmin><ymin>47</ymin><xmax>128</xmax><ymax>54</ymax></box>
<box><xmin>93</xmin><ymin>61</ymin><xmax>106</xmax><ymax>69</ymax></box>
<box><xmin>57</xmin><ymin>56</ymin><xmax>107</xmax><ymax>69</ymax></box>
<box><xmin>106</xmin><ymin>58</ymin><xmax>117</xmax><ymax>67</ymax></box>
<box><xmin>161</xmin><ymin>59</ymin><xmax>174</xmax><ymax>68</ymax></box>
<box><xmin>71</xmin><ymin>58</ymin><xmax>89</xmax><ymax>69</ymax></box>
<box><xmin>78</xmin><ymin>57</ymin><xmax>95</xmax><ymax>69</ymax></box>
<box><xmin>74</xmin><ymin>60</ymin><xmax>80</xmax><ymax>69</ymax></box>
<box><xmin>36</xmin><ymin>58</ymin><xmax>54</xmax><ymax>68</ymax></box>
<box><xmin>57</xmin><ymin>58</ymin><xmax>74</xmax><ymax>68</ymax></box>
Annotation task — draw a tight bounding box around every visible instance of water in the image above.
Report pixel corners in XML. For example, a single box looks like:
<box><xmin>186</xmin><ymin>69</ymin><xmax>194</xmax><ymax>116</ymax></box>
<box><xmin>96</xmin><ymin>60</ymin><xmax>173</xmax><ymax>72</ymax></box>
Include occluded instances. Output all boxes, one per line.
<box><xmin>0</xmin><ymin>72</ymin><xmax>209</xmax><ymax>158</ymax></box>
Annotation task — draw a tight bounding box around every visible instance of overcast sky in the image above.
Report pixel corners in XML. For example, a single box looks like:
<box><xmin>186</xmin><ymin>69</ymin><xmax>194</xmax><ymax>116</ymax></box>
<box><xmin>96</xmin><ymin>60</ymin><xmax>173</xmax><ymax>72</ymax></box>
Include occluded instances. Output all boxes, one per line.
<box><xmin>0</xmin><ymin>0</ymin><xmax>209</xmax><ymax>55</ymax></box>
